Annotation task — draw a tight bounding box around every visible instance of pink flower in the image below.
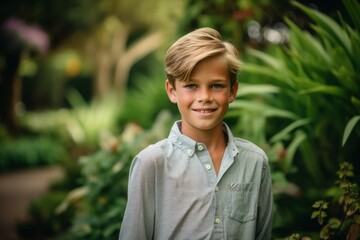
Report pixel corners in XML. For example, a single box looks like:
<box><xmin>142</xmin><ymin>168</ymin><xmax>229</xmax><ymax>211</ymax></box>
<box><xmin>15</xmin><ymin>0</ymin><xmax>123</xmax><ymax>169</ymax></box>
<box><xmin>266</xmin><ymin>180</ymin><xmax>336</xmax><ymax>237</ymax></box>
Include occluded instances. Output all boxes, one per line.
<box><xmin>2</xmin><ymin>17</ymin><xmax>49</xmax><ymax>54</ymax></box>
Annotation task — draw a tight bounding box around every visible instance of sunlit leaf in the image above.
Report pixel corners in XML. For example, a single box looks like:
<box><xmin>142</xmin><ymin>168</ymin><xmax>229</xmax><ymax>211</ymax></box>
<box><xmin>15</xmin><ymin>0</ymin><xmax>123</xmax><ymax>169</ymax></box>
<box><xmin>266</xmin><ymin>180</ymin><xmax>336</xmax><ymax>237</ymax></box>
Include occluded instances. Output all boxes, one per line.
<box><xmin>230</xmin><ymin>100</ymin><xmax>298</xmax><ymax>119</ymax></box>
<box><xmin>285</xmin><ymin>17</ymin><xmax>331</xmax><ymax>68</ymax></box>
<box><xmin>283</xmin><ymin>130</ymin><xmax>307</xmax><ymax>173</ymax></box>
<box><xmin>351</xmin><ymin>97</ymin><xmax>360</xmax><ymax>110</ymax></box>
<box><xmin>246</xmin><ymin>47</ymin><xmax>285</xmax><ymax>70</ymax></box>
<box><xmin>298</xmin><ymin>85</ymin><xmax>347</xmax><ymax>98</ymax></box>
<box><xmin>236</xmin><ymin>84</ymin><xmax>280</xmax><ymax>97</ymax></box>
<box><xmin>292</xmin><ymin>1</ymin><xmax>351</xmax><ymax>54</ymax></box>
<box><xmin>311</xmin><ymin>211</ymin><xmax>319</xmax><ymax>219</ymax></box>
<box><xmin>270</xmin><ymin>118</ymin><xmax>311</xmax><ymax>143</ymax></box>
<box><xmin>342</xmin><ymin>115</ymin><xmax>360</xmax><ymax>146</ymax></box>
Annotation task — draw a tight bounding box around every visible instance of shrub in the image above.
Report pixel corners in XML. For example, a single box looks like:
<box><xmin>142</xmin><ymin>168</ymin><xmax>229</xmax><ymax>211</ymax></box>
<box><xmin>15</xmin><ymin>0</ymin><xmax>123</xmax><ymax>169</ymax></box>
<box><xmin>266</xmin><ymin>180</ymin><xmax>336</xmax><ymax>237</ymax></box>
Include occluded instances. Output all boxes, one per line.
<box><xmin>16</xmin><ymin>191</ymin><xmax>75</xmax><ymax>240</ymax></box>
<box><xmin>0</xmin><ymin>136</ymin><xmax>66</xmax><ymax>171</ymax></box>
<box><xmin>227</xmin><ymin>0</ymin><xmax>360</xmax><ymax>236</ymax></box>
<box><xmin>57</xmin><ymin>110</ymin><xmax>174</xmax><ymax>240</ymax></box>
<box><xmin>286</xmin><ymin>162</ymin><xmax>360</xmax><ymax>240</ymax></box>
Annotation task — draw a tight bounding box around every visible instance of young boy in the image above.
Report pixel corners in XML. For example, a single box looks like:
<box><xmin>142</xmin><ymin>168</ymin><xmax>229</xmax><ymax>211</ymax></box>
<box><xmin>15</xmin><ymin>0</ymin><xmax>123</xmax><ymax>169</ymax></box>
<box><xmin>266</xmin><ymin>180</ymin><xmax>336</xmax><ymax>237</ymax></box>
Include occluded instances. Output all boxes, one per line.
<box><xmin>119</xmin><ymin>27</ymin><xmax>273</xmax><ymax>240</ymax></box>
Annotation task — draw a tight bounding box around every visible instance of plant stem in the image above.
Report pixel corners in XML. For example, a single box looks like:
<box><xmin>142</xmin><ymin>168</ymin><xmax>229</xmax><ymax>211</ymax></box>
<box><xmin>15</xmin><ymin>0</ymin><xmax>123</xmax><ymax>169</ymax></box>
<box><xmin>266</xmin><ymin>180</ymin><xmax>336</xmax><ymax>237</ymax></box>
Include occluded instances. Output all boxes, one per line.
<box><xmin>328</xmin><ymin>205</ymin><xmax>348</xmax><ymax>240</ymax></box>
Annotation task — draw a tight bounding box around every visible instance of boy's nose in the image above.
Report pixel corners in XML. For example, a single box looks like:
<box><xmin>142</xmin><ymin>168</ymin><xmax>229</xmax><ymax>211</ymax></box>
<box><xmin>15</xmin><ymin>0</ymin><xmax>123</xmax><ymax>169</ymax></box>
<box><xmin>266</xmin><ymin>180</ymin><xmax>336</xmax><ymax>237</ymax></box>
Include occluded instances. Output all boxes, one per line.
<box><xmin>198</xmin><ymin>88</ymin><xmax>212</xmax><ymax>102</ymax></box>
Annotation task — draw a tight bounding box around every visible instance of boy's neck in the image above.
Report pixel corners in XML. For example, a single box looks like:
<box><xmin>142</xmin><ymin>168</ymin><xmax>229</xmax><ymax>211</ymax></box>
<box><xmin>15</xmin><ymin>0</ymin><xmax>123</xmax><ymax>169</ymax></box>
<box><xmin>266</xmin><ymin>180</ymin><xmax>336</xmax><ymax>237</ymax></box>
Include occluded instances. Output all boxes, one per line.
<box><xmin>180</xmin><ymin>122</ymin><xmax>227</xmax><ymax>150</ymax></box>
<box><xmin>179</xmin><ymin>121</ymin><xmax>227</xmax><ymax>176</ymax></box>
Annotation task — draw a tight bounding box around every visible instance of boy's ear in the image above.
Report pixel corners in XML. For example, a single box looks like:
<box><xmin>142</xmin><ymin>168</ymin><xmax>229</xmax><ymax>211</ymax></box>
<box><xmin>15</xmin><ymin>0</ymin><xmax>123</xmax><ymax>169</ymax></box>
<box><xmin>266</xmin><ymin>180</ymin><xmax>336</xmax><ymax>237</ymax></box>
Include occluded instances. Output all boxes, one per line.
<box><xmin>229</xmin><ymin>81</ymin><xmax>238</xmax><ymax>103</ymax></box>
<box><xmin>165</xmin><ymin>79</ymin><xmax>177</xmax><ymax>104</ymax></box>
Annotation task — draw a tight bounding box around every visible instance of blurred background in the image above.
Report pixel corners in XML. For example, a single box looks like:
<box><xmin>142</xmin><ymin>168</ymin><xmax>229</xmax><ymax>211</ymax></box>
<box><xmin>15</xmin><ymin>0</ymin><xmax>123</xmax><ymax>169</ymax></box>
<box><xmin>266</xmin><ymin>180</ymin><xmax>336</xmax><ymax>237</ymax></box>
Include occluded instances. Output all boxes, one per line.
<box><xmin>0</xmin><ymin>0</ymin><xmax>359</xmax><ymax>239</ymax></box>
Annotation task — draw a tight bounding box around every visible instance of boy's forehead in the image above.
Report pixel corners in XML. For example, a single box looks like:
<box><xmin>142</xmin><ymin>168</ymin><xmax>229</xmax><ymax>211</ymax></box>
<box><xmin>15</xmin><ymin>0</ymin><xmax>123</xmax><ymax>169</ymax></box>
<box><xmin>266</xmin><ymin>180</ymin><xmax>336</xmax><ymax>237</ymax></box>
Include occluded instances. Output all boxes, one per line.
<box><xmin>190</xmin><ymin>56</ymin><xmax>229</xmax><ymax>77</ymax></box>
<box><xmin>178</xmin><ymin>74</ymin><xmax>230</xmax><ymax>83</ymax></box>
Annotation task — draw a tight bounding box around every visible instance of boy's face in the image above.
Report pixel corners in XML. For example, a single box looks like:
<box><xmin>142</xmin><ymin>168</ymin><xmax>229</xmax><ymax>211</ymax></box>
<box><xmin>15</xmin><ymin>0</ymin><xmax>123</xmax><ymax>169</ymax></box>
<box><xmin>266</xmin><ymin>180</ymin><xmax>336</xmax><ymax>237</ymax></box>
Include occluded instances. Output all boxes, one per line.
<box><xmin>166</xmin><ymin>54</ymin><xmax>238</xmax><ymax>135</ymax></box>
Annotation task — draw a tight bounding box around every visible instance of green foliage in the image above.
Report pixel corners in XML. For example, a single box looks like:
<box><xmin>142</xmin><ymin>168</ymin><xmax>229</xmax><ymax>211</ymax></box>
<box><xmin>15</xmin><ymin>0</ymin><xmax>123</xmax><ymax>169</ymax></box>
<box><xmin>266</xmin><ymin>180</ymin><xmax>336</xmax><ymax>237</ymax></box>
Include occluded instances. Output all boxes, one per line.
<box><xmin>0</xmin><ymin>136</ymin><xmax>66</xmax><ymax>171</ymax></box>
<box><xmin>242</xmin><ymin>0</ymin><xmax>359</xmax><ymax>179</ymax></box>
<box><xmin>311</xmin><ymin>200</ymin><xmax>329</xmax><ymax>225</ymax></box>
<box><xmin>120</xmin><ymin>72</ymin><xmax>178</xmax><ymax>128</ymax></box>
<box><xmin>16</xmin><ymin>191</ymin><xmax>75</xmax><ymax>240</ymax></box>
<box><xmin>57</xmin><ymin>110</ymin><xmax>174</xmax><ymax>240</ymax></box>
<box><xmin>287</xmin><ymin>162</ymin><xmax>360</xmax><ymax>240</ymax></box>
<box><xmin>179</xmin><ymin>0</ymin><xmax>276</xmax><ymax>50</ymax></box>
<box><xmin>66</xmin><ymin>90</ymin><xmax>122</xmax><ymax>148</ymax></box>
<box><xmin>22</xmin><ymin>90</ymin><xmax>122</xmax><ymax>150</ymax></box>
<box><xmin>18</xmin><ymin>56</ymin><xmax>176</xmax><ymax>239</ymax></box>
<box><xmin>13</xmin><ymin>0</ymin><xmax>360</xmax><ymax>238</ymax></box>
<box><xmin>228</xmin><ymin>0</ymin><xmax>360</xmax><ymax>235</ymax></box>
<box><xmin>342</xmin><ymin>115</ymin><xmax>360</xmax><ymax>146</ymax></box>
<box><xmin>284</xmin><ymin>233</ymin><xmax>312</xmax><ymax>240</ymax></box>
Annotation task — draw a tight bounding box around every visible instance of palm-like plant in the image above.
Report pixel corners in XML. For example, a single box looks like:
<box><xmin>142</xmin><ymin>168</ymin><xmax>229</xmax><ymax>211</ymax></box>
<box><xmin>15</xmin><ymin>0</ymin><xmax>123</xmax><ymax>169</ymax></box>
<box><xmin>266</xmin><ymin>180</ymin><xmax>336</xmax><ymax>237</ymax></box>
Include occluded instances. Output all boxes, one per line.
<box><xmin>228</xmin><ymin>0</ymin><xmax>360</xmax><ymax>234</ymax></box>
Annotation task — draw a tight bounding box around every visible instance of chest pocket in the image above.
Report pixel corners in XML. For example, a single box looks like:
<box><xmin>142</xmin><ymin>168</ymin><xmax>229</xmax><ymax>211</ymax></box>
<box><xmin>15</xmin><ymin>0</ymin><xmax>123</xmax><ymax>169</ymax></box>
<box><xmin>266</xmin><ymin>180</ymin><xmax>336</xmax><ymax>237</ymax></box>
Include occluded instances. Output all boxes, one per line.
<box><xmin>227</xmin><ymin>182</ymin><xmax>258</xmax><ymax>222</ymax></box>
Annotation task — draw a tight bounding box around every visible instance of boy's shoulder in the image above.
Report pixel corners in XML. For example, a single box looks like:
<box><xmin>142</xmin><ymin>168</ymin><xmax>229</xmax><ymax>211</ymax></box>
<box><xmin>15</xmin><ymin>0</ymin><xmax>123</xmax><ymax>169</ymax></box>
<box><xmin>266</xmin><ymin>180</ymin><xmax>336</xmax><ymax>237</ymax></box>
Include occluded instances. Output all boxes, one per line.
<box><xmin>232</xmin><ymin>136</ymin><xmax>267</xmax><ymax>159</ymax></box>
<box><xmin>135</xmin><ymin>138</ymin><xmax>168</xmax><ymax>159</ymax></box>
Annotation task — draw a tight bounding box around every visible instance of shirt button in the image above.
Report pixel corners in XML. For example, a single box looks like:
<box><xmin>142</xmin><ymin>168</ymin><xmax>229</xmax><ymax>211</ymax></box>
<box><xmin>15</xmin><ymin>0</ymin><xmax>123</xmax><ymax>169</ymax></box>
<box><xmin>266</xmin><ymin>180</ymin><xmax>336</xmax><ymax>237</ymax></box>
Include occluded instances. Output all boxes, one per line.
<box><xmin>215</xmin><ymin>187</ymin><xmax>219</xmax><ymax>192</ymax></box>
<box><xmin>205</xmin><ymin>164</ymin><xmax>212</xmax><ymax>170</ymax></box>
<box><xmin>187</xmin><ymin>149</ymin><xmax>193</xmax><ymax>155</ymax></box>
<box><xmin>197</xmin><ymin>144</ymin><xmax>204</xmax><ymax>151</ymax></box>
<box><xmin>215</xmin><ymin>217</ymin><xmax>221</xmax><ymax>224</ymax></box>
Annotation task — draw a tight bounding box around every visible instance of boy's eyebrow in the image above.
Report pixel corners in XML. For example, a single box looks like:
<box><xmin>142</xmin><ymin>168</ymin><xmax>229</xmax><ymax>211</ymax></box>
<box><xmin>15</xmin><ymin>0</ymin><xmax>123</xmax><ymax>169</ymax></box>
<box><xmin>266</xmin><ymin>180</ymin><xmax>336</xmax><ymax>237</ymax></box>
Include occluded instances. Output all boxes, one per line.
<box><xmin>187</xmin><ymin>77</ymin><xmax>228</xmax><ymax>82</ymax></box>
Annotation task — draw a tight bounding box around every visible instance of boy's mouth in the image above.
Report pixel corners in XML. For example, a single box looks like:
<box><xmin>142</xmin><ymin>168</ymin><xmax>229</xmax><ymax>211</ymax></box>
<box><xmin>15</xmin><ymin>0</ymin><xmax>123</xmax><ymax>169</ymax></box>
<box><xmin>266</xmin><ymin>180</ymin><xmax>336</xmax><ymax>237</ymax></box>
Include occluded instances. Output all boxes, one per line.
<box><xmin>193</xmin><ymin>108</ymin><xmax>216</xmax><ymax>113</ymax></box>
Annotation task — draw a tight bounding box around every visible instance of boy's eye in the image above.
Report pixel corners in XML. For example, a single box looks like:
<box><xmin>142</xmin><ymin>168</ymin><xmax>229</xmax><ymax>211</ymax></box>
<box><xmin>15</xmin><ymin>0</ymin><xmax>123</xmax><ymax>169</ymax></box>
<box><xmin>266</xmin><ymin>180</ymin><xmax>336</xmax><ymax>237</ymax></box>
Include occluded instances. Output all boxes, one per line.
<box><xmin>184</xmin><ymin>84</ymin><xmax>197</xmax><ymax>89</ymax></box>
<box><xmin>212</xmin><ymin>84</ymin><xmax>224</xmax><ymax>89</ymax></box>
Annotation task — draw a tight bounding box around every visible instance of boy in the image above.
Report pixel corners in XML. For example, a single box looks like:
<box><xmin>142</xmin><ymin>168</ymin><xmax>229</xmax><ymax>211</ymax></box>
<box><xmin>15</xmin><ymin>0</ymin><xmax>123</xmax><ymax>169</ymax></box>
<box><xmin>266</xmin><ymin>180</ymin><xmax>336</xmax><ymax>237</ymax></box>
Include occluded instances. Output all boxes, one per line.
<box><xmin>119</xmin><ymin>27</ymin><xmax>273</xmax><ymax>239</ymax></box>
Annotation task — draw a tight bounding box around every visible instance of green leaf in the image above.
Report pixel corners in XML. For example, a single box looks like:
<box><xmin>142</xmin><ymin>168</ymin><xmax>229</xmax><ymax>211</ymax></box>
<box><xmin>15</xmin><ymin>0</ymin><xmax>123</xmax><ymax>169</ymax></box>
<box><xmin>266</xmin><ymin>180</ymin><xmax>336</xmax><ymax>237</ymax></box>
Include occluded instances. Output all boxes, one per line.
<box><xmin>103</xmin><ymin>222</ymin><xmax>121</xmax><ymax>238</ymax></box>
<box><xmin>236</xmin><ymin>84</ymin><xmax>280</xmax><ymax>97</ymax></box>
<box><xmin>270</xmin><ymin>118</ymin><xmax>311</xmax><ymax>143</ymax></box>
<box><xmin>230</xmin><ymin>100</ymin><xmax>298</xmax><ymax>119</ymax></box>
<box><xmin>311</xmin><ymin>211</ymin><xmax>319</xmax><ymax>219</ymax></box>
<box><xmin>348</xmin><ymin>29</ymin><xmax>360</xmax><ymax>74</ymax></box>
<box><xmin>241</xmin><ymin>64</ymin><xmax>293</xmax><ymax>87</ymax></box>
<box><xmin>66</xmin><ymin>88</ymin><xmax>87</xmax><ymax>108</ymax></box>
<box><xmin>328</xmin><ymin>218</ymin><xmax>341</xmax><ymax>228</ymax></box>
<box><xmin>318</xmin><ymin>216</ymin><xmax>324</xmax><ymax>225</ymax></box>
<box><xmin>343</xmin><ymin>0</ymin><xmax>360</xmax><ymax>31</ymax></box>
<box><xmin>342</xmin><ymin>115</ymin><xmax>360</xmax><ymax>146</ymax></box>
<box><xmin>290</xmin><ymin>75</ymin><xmax>321</xmax><ymax>89</ymax></box>
<box><xmin>320</xmin><ymin>211</ymin><xmax>327</xmax><ymax>218</ymax></box>
<box><xmin>298</xmin><ymin>85</ymin><xmax>347</xmax><ymax>98</ymax></box>
<box><xmin>246</xmin><ymin>48</ymin><xmax>285</xmax><ymax>71</ymax></box>
<box><xmin>285</xmin><ymin>17</ymin><xmax>331</xmax><ymax>68</ymax></box>
<box><xmin>271</xmin><ymin>171</ymin><xmax>289</xmax><ymax>191</ymax></box>
<box><xmin>351</xmin><ymin>97</ymin><xmax>360</xmax><ymax>110</ymax></box>
<box><xmin>283</xmin><ymin>130</ymin><xmax>307</xmax><ymax>173</ymax></box>
<box><xmin>313</xmin><ymin>201</ymin><xmax>321</xmax><ymax>208</ymax></box>
<box><xmin>292</xmin><ymin>1</ymin><xmax>351</xmax><ymax>55</ymax></box>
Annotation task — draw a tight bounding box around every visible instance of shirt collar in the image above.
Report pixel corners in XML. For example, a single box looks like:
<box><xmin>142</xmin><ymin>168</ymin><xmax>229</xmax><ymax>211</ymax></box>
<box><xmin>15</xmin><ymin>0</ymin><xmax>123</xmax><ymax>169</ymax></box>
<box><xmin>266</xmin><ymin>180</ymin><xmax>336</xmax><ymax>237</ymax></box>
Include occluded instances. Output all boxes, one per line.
<box><xmin>169</xmin><ymin>121</ymin><xmax>197</xmax><ymax>157</ymax></box>
<box><xmin>168</xmin><ymin>121</ymin><xmax>239</xmax><ymax>157</ymax></box>
<box><xmin>224</xmin><ymin>123</ymin><xmax>239</xmax><ymax>158</ymax></box>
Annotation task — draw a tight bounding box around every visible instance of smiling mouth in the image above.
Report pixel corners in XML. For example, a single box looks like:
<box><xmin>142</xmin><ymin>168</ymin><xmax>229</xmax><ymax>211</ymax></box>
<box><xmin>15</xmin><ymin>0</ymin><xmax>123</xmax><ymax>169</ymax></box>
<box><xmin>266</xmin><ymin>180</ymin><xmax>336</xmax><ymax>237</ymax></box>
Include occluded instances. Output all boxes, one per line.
<box><xmin>193</xmin><ymin>109</ymin><xmax>216</xmax><ymax>113</ymax></box>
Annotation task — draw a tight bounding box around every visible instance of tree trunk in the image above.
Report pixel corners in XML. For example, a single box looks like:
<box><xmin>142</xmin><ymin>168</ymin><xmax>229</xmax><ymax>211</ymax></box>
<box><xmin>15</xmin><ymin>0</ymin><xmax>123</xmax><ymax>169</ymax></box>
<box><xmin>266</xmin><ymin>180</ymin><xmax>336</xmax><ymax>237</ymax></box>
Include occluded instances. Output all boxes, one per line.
<box><xmin>0</xmin><ymin>49</ymin><xmax>22</xmax><ymax>136</ymax></box>
<box><xmin>113</xmin><ymin>31</ymin><xmax>164</xmax><ymax>94</ymax></box>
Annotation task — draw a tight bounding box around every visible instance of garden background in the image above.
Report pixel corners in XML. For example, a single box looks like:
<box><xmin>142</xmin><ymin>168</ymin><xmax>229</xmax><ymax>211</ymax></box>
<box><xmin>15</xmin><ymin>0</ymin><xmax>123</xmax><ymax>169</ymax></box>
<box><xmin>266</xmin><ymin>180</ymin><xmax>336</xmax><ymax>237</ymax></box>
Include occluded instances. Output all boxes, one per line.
<box><xmin>0</xmin><ymin>0</ymin><xmax>359</xmax><ymax>239</ymax></box>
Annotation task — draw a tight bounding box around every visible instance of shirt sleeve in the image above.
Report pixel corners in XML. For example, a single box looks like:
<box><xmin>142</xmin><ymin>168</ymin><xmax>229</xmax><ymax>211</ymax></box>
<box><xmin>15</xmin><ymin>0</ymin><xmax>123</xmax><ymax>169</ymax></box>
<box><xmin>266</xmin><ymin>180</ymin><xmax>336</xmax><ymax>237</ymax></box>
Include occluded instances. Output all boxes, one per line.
<box><xmin>119</xmin><ymin>155</ymin><xmax>156</xmax><ymax>240</ymax></box>
<box><xmin>255</xmin><ymin>158</ymin><xmax>273</xmax><ymax>240</ymax></box>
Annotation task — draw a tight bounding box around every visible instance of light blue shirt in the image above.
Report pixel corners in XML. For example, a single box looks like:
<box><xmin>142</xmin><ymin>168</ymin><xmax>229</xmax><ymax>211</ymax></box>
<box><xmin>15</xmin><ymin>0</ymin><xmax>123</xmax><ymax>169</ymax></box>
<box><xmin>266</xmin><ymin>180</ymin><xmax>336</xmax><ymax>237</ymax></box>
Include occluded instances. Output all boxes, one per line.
<box><xmin>119</xmin><ymin>121</ymin><xmax>273</xmax><ymax>240</ymax></box>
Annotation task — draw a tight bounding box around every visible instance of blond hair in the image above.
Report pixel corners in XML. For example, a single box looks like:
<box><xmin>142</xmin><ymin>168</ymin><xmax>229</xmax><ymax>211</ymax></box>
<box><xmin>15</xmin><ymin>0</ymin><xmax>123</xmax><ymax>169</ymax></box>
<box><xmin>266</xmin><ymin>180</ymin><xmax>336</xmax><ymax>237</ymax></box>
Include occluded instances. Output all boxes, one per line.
<box><xmin>165</xmin><ymin>27</ymin><xmax>241</xmax><ymax>87</ymax></box>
